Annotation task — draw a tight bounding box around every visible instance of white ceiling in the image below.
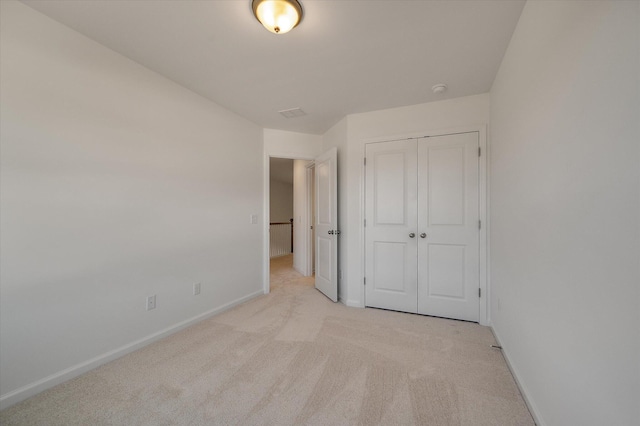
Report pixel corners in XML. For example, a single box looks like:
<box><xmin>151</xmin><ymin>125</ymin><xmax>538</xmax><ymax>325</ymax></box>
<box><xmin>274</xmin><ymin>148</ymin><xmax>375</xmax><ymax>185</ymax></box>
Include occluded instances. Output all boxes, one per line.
<box><xmin>22</xmin><ymin>0</ymin><xmax>525</xmax><ymax>135</ymax></box>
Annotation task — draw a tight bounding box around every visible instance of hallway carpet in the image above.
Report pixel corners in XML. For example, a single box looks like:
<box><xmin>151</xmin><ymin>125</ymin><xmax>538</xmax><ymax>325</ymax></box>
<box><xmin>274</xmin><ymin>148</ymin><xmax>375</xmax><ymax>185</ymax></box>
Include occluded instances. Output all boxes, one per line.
<box><xmin>0</xmin><ymin>255</ymin><xmax>534</xmax><ymax>425</ymax></box>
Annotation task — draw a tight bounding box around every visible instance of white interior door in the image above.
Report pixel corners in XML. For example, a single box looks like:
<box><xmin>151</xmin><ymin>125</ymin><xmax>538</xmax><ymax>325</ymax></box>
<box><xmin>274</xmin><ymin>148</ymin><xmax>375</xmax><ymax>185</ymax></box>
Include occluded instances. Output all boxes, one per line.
<box><xmin>314</xmin><ymin>147</ymin><xmax>338</xmax><ymax>302</ymax></box>
<box><xmin>364</xmin><ymin>139</ymin><xmax>418</xmax><ymax>313</ymax></box>
<box><xmin>417</xmin><ymin>133</ymin><xmax>480</xmax><ymax>321</ymax></box>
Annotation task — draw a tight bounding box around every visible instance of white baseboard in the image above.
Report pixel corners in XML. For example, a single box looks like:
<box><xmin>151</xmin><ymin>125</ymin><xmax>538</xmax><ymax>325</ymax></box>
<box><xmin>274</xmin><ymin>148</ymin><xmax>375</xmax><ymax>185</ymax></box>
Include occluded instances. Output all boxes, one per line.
<box><xmin>0</xmin><ymin>290</ymin><xmax>264</xmax><ymax>410</ymax></box>
<box><xmin>345</xmin><ymin>299</ymin><xmax>364</xmax><ymax>308</ymax></box>
<box><xmin>490</xmin><ymin>327</ymin><xmax>546</xmax><ymax>426</ymax></box>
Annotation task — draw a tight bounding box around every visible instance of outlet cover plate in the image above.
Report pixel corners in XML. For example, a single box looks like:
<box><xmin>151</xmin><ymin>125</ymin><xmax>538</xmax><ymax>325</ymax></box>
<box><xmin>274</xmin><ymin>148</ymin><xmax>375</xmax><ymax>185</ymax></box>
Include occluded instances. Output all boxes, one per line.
<box><xmin>146</xmin><ymin>295</ymin><xmax>156</xmax><ymax>311</ymax></box>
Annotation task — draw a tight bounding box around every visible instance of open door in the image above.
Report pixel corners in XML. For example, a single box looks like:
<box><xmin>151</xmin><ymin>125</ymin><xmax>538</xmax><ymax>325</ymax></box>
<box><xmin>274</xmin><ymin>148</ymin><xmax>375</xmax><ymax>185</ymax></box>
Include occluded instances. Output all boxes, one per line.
<box><xmin>314</xmin><ymin>147</ymin><xmax>338</xmax><ymax>302</ymax></box>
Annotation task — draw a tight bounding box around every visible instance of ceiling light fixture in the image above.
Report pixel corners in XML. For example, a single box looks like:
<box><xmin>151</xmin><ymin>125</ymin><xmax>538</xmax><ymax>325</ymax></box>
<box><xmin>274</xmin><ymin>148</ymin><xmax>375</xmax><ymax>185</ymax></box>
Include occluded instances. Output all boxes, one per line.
<box><xmin>252</xmin><ymin>0</ymin><xmax>303</xmax><ymax>34</ymax></box>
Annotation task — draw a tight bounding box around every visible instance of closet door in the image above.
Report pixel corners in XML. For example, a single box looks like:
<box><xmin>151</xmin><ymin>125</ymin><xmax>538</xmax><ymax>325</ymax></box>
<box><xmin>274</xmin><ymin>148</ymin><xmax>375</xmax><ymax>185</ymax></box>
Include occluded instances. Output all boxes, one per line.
<box><xmin>417</xmin><ymin>132</ymin><xmax>480</xmax><ymax>322</ymax></box>
<box><xmin>364</xmin><ymin>139</ymin><xmax>418</xmax><ymax>313</ymax></box>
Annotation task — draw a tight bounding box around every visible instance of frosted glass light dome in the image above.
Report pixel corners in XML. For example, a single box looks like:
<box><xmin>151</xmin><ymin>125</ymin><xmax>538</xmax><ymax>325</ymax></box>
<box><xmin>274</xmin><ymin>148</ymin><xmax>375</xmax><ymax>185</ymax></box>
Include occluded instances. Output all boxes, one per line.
<box><xmin>252</xmin><ymin>0</ymin><xmax>303</xmax><ymax>34</ymax></box>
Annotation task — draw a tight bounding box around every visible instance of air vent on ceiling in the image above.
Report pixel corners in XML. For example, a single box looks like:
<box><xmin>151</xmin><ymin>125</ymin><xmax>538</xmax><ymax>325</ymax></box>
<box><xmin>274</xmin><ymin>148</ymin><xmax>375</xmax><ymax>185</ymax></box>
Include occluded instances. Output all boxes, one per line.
<box><xmin>278</xmin><ymin>107</ymin><xmax>307</xmax><ymax>118</ymax></box>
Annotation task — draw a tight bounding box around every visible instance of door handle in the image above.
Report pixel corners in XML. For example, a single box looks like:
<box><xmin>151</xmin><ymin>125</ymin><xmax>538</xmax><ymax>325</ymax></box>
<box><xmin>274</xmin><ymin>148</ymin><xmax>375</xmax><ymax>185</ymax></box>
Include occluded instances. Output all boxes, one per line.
<box><xmin>420</xmin><ymin>233</ymin><xmax>427</xmax><ymax>238</ymax></box>
<box><xmin>409</xmin><ymin>233</ymin><xmax>415</xmax><ymax>238</ymax></box>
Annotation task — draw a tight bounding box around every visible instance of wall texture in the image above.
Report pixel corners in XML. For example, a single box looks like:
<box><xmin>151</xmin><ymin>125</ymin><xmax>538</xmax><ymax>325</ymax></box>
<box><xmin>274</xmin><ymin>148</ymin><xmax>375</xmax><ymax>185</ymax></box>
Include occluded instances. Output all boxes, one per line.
<box><xmin>293</xmin><ymin>159</ymin><xmax>313</xmax><ymax>275</ymax></box>
<box><xmin>0</xmin><ymin>1</ymin><xmax>263</xmax><ymax>407</ymax></box>
<box><xmin>490</xmin><ymin>1</ymin><xmax>640</xmax><ymax>425</ymax></box>
<box><xmin>263</xmin><ymin>129</ymin><xmax>323</xmax><ymax>159</ymax></box>
<box><xmin>269</xmin><ymin>179</ymin><xmax>293</xmax><ymax>223</ymax></box>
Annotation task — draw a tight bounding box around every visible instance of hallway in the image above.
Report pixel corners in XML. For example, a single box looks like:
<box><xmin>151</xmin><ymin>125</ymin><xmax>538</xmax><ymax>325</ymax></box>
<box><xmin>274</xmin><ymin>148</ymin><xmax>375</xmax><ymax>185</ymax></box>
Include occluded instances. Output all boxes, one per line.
<box><xmin>270</xmin><ymin>254</ymin><xmax>314</xmax><ymax>291</ymax></box>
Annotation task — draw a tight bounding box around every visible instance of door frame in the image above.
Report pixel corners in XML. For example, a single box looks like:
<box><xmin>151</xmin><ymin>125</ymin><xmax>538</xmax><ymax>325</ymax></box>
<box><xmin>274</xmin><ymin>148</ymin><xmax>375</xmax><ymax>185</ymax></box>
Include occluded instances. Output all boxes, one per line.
<box><xmin>361</xmin><ymin>124</ymin><xmax>489</xmax><ymax>325</ymax></box>
<box><xmin>263</xmin><ymin>153</ymin><xmax>315</xmax><ymax>295</ymax></box>
<box><xmin>305</xmin><ymin>163</ymin><xmax>316</xmax><ymax>277</ymax></box>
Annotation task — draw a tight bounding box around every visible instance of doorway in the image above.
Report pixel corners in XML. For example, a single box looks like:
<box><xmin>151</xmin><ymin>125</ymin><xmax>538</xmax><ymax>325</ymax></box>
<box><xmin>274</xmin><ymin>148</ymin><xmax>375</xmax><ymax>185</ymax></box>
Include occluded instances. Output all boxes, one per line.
<box><xmin>267</xmin><ymin>157</ymin><xmax>315</xmax><ymax>293</ymax></box>
<box><xmin>269</xmin><ymin>158</ymin><xmax>294</xmax><ymax>259</ymax></box>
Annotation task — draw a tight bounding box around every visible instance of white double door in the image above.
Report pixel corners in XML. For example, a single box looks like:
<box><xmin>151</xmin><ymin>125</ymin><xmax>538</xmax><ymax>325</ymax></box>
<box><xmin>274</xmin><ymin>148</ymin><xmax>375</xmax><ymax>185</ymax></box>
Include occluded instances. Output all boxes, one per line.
<box><xmin>364</xmin><ymin>132</ymin><xmax>480</xmax><ymax>322</ymax></box>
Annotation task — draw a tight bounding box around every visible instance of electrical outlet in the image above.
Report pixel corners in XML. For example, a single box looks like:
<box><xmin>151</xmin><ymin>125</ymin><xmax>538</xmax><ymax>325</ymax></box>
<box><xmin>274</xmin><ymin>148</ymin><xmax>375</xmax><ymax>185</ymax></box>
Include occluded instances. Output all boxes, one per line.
<box><xmin>250</xmin><ymin>214</ymin><xmax>258</xmax><ymax>224</ymax></box>
<box><xmin>193</xmin><ymin>282</ymin><xmax>201</xmax><ymax>295</ymax></box>
<box><xmin>146</xmin><ymin>295</ymin><xmax>156</xmax><ymax>311</ymax></box>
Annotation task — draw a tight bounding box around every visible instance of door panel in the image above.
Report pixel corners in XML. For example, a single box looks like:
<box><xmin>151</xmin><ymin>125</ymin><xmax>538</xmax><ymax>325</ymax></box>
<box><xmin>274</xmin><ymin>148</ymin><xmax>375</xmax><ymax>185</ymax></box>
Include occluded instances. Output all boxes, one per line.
<box><xmin>427</xmin><ymin>244</ymin><xmax>466</xmax><ymax>299</ymax></box>
<box><xmin>373</xmin><ymin>242</ymin><xmax>408</xmax><ymax>293</ymax></box>
<box><xmin>374</xmin><ymin>152</ymin><xmax>407</xmax><ymax>225</ymax></box>
<box><xmin>315</xmin><ymin>148</ymin><xmax>338</xmax><ymax>302</ymax></box>
<box><xmin>317</xmin><ymin>161</ymin><xmax>332</xmax><ymax>225</ymax></box>
<box><xmin>365</xmin><ymin>139</ymin><xmax>418</xmax><ymax>313</ymax></box>
<box><xmin>428</xmin><ymin>147</ymin><xmax>465</xmax><ymax>225</ymax></box>
<box><xmin>317</xmin><ymin>237</ymin><xmax>332</xmax><ymax>284</ymax></box>
<box><xmin>418</xmin><ymin>132</ymin><xmax>479</xmax><ymax>321</ymax></box>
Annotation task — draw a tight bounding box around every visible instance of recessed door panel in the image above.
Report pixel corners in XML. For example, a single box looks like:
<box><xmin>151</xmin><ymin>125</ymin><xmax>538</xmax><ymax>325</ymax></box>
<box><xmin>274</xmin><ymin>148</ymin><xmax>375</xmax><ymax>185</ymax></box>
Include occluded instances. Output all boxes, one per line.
<box><xmin>373</xmin><ymin>242</ymin><xmax>407</xmax><ymax>293</ymax></box>
<box><xmin>427</xmin><ymin>244</ymin><xmax>466</xmax><ymax>299</ymax></box>
<box><xmin>317</xmin><ymin>237</ymin><xmax>332</xmax><ymax>283</ymax></box>
<box><xmin>429</xmin><ymin>147</ymin><xmax>465</xmax><ymax>226</ymax></box>
<box><xmin>317</xmin><ymin>160</ymin><xmax>332</xmax><ymax>226</ymax></box>
<box><xmin>374</xmin><ymin>152</ymin><xmax>406</xmax><ymax>225</ymax></box>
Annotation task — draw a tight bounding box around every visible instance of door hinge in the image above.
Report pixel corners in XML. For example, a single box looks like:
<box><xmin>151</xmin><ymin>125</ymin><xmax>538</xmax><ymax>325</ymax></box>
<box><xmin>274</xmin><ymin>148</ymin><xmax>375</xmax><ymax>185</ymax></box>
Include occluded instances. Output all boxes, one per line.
<box><xmin>478</xmin><ymin>147</ymin><xmax>481</xmax><ymax>157</ymax></box>
<box><xmin>478</xmin><ymin>220</ymin><xmax>481</xmax><ymax>230</ymax></box>
<box><xmin>364</xmin><ymin>157</ymin><xmax>366</xmax><ymax>166</ymax></box>
<box><xmin>364</xmin><ymin>277</ymin><xmax>366</xmax><ymax>286</ymax></box>
<box><xmin>364</xmin><ymin>219</ymin><xmax>366</xmax><ymax>227</ymax></box>
<box><xmin>478</xmin><ymin>288</ymin><xmax>482</xmax><ymax>298</ymax></box>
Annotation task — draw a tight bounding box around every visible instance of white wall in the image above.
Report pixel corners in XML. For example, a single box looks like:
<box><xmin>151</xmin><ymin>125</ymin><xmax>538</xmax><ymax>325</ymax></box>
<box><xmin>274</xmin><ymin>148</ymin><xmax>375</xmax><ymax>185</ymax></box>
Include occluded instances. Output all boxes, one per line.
<box><xmin>490</xmin><ymin>2</ymin><xmax>640</xmax><ymax>425</ymax></box>
<box><xmin>324</xmin><ymin>95</ymin><xmax>490</xmax><ymax>307</ymax></box>
<box><xmin>263</xmin><ymin>128</ymin><xmax>323</xmax><ymax>159</ymax></box>
<box><xmin>0</xmin><ymin>1</ymin><xmax>263</xmax><ymax>407</ymax></box>
<box><xmin>269</xmin><ymin>179</ymin><xmax>293</xmax><ymax>223</ymax></box>
<box><xmin>293</xmin><ymin>159</ymin><xmax>312</xmax><ymax>274</ymax></box>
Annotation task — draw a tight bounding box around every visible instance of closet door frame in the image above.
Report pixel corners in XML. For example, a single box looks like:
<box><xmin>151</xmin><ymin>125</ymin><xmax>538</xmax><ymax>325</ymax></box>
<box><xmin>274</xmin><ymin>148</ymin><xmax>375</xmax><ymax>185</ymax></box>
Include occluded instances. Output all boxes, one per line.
<box><xmin>360</xmin><ymin>125</ymin><xmax>489</xmax><ymax>325</ymax></box>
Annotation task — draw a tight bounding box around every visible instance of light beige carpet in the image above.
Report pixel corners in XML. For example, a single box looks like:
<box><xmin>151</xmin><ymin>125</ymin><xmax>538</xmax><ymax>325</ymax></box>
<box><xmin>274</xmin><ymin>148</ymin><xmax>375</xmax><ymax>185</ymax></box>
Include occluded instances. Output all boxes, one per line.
<box><xmin>0</xmin><ymin>255</ymin><xmax>534</xmax><ymax>425</ymax></box>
